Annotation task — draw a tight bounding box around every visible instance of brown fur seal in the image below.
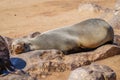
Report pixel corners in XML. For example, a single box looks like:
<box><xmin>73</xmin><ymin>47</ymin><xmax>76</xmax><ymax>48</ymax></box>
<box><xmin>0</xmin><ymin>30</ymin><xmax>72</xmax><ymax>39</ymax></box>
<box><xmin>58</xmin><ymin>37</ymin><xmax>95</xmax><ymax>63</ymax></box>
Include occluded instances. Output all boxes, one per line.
<box><xmin>11</xmin><ymin>18</ymin><xmax>114</xmax><ymax>55</ymax></box>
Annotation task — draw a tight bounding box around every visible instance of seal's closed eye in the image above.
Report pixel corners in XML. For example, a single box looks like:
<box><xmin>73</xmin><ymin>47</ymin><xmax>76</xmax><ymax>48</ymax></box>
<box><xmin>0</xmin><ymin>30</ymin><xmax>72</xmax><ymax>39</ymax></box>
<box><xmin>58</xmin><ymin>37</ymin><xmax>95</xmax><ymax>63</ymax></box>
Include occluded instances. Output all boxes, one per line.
<box><xmin>24</xmin><ymin>43</ymin><xmax>31</xmax><ymax>52</ymax></box>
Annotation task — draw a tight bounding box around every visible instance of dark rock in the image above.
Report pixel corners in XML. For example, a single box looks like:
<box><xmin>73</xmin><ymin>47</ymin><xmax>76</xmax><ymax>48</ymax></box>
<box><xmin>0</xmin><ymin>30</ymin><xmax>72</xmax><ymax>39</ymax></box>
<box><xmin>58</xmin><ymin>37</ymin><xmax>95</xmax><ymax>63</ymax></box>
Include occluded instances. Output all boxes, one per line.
<box><xmin>0</xmin><ymin>35</ymin><xmax>14</xmax><ymax>75</ymax></box>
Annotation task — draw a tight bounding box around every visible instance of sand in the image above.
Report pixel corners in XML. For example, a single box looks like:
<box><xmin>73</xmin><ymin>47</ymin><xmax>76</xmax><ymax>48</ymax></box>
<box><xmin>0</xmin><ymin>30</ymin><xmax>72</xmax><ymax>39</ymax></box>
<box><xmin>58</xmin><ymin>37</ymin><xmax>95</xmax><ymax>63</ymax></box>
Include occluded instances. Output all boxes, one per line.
<box><xmin>0</xmin><ymin>0</ymin><xmax>115</xmax><ymax>38</ymax></box>
<box><xmin>1</xmin><ymin>0</ymin><xmax>120</xmax><ymax>80</ymax></box>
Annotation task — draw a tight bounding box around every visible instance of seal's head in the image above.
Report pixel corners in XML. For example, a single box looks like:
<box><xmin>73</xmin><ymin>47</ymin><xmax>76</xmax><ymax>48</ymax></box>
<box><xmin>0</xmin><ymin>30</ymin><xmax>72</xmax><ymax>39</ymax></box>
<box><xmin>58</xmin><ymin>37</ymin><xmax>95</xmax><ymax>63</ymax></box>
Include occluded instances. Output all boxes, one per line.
<box><xmin>11</xmin><ymin>39</ymin><xmax>30</xmax><ymax>55</ymax></box>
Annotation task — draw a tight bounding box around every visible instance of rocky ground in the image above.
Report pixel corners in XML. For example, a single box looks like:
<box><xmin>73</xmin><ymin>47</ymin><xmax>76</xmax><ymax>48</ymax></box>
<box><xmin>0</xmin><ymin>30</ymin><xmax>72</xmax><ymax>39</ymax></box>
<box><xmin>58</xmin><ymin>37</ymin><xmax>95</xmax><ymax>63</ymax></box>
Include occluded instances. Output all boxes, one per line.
<box><xmin>0</xmin><ymin>0</ymin><xmax>120</xmax><ymax>80</ymax></box>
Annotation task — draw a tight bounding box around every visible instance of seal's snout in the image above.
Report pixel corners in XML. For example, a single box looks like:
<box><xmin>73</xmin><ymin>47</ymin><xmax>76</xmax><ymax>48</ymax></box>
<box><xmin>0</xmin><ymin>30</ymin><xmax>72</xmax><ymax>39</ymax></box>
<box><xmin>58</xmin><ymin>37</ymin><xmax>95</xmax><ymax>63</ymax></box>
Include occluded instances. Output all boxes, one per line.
<box><xmin>16</xmin><ymin>45</ymin><xmax>23</xmax><ymax>51</ymax></box>
<box><xmin>11</xmin><ymin>43</ymin><xmax>25</xmax><ymax>55</ymax></box>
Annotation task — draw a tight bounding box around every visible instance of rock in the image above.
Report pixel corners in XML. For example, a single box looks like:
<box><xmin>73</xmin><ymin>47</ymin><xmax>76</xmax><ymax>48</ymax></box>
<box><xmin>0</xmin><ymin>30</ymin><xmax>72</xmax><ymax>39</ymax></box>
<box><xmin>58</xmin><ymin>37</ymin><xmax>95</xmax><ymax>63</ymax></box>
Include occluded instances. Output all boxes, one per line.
<box><xmin>68</xmin><ymin>64</ymin><xmax>116</xmax><ymax>80</ymax></box>
<box><xmin>0</xmin><ymin>35</ymin><xmax>14</xmax><ymax>75</ymax></box>
<box><xmin>115</xmin><ymin>0</ymin><xmax>120</xmax><ymax>12</ymax></box>
<box><xmin>64</xmin><ymin>44</ymin><xmax>120</xmax><ymax>70</ymax></box>
<box><xmin>109</xmin><ymin>12</ymin><xmax>120</xmax><ymax>29</ymax></box>
<box><xmin>9</xmin><ymin>44</ymin><xmax>120</xmax><ymax>79</ymax></box>
<box><xmin>114</xmin><ymin>35</ymin><xmax>120</xmax><ymax>46</ymax></box>
<box><xmin>108</xmin><ymin>0</ymin><xmax>120</xmax><ymax>29</ymax></box>
<box><xmin>0</xmin><ymin>70</ymin><xmax>35</xmax><ymax>80</ymax></box>
<box><xmin>11</xmin><ymin>49</ymin><xmax>65</xmax><ymax>79</ymax></box>
<box><xmin>78</xmin><ymin>3</ymin><xmax>113</xmax><ymax>21</ymax></box>
<box><xmin>78</xmin><ymin>3</ymin><xmax>102</xmax><ymax>13</ymax></box>
<box><xmin>2</xmin><ymin>36</ymin><xmax>13</xmax><ymax>54</ymax></box>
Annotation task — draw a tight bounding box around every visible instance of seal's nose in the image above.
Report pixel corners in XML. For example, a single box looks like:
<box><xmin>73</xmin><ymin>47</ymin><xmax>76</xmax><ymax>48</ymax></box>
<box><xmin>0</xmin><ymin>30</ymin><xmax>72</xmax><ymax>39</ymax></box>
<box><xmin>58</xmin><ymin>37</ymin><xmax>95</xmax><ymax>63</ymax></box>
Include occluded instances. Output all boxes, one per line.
<box><xmin>11</xmin><ymin>44</ymin><xmax>24</xmax><ymax>55</ymax></box>
<box><xmin>16</xmin><ymin>45</ymin><xmax>22</xmax><ymax>50</ymax></box>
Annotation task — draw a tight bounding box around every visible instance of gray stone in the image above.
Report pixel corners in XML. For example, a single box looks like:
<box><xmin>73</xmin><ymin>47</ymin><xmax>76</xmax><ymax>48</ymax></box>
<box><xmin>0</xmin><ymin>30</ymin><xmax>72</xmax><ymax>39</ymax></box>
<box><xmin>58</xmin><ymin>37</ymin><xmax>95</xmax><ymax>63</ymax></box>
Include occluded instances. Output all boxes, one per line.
<box><xmin>68</xmin><ymin>64</ymin><xmax>116</xmax><ymax>80</ymax></box>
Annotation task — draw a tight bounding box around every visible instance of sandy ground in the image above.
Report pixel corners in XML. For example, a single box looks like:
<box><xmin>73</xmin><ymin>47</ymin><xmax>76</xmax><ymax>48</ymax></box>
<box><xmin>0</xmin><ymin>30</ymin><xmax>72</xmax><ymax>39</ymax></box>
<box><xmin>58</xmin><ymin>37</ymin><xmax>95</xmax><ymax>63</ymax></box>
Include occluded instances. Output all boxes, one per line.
<box><xmin>0</xmin><ymin>0</ymin><xmax>116</xmax><ymax>38</ymax></box>
<box><xmin>1</xmin><ymin>0</ymin><xmax>120</xmax><ymax>80</ymax></box>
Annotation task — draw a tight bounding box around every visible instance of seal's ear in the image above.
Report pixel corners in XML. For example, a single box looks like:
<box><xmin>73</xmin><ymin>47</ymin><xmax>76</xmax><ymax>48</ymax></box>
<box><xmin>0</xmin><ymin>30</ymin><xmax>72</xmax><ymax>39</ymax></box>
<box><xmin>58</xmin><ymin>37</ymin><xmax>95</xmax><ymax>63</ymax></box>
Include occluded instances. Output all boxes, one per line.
<box><xmin>22</xmin><ymin>32</ymin><xmax>41</xmax><ymax>39</ymax></box>
<box><xmin>28</xmin><ymin>32</ymin><xmax>41</xmax><ymax>38</ymax></box>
